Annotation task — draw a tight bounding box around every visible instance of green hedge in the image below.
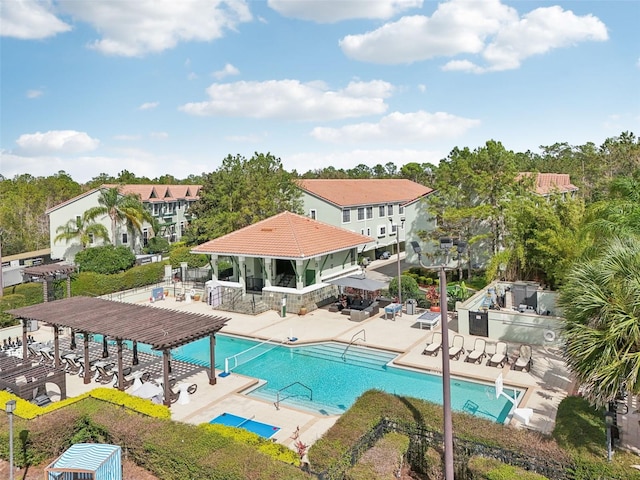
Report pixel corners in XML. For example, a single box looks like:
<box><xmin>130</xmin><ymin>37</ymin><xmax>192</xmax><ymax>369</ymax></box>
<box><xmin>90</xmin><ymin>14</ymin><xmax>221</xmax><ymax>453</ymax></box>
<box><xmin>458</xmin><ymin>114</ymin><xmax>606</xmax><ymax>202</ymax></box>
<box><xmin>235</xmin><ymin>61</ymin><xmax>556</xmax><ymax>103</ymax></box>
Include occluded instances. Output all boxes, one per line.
<box><xmin>468</xmin><ymin>456</ymin><xmax>550</xmax><ymax>479</ymax></box>
<box><xmin>71</xmin><ymin>261</ymin><xmax>166</xmax><ymax>297</ymax></box>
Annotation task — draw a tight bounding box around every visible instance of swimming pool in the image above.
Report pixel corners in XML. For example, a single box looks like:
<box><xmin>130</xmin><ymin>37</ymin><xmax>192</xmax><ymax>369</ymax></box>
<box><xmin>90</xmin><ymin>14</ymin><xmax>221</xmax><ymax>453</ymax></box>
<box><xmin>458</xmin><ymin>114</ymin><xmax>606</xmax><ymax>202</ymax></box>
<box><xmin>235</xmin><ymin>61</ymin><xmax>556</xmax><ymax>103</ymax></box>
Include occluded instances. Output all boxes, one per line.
<box><xmin>210</xmin><ymin>412</ymin><xmax>280</xmax><ymax>438</ymax></box>
<box><xmin>167</xmin><ymin>334</ymin><xmax>520</xmax><ymax>422</ymax></box>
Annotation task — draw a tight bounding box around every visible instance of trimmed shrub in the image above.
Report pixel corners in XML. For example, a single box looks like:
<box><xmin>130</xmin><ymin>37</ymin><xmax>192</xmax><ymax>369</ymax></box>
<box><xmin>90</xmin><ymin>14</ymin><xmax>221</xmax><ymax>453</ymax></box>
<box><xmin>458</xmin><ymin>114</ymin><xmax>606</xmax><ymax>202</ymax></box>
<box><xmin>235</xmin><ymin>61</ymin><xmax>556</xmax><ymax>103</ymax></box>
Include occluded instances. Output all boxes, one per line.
<box><xmin>75</xmin><ymin>245</ymin><xmax>136</xmax><ymax>274</ymax></box>
<box><xmin>168</xmin><ymin>245</ymin><xmax>209</xmax><ymax>268</ymax></box>
<box><xmin>468</xmin><ymin>456</ymin><xmax>550</xmax><ymax>479</ymax></box>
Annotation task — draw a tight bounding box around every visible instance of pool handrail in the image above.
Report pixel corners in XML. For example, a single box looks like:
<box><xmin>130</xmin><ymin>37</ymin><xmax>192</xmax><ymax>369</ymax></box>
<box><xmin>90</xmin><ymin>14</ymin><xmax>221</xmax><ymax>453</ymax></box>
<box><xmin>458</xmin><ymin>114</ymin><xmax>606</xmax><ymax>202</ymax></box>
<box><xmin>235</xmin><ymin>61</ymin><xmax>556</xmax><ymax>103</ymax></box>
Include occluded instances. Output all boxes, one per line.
<box><xmin>274</xmin><ymin>382</ymin><xmax>312</xmax><ymax>410</ymax></box>
<box><xmin>341</xmin><ymin>329</ymin><xmax>366</xmax><ymax>361</ymax></box>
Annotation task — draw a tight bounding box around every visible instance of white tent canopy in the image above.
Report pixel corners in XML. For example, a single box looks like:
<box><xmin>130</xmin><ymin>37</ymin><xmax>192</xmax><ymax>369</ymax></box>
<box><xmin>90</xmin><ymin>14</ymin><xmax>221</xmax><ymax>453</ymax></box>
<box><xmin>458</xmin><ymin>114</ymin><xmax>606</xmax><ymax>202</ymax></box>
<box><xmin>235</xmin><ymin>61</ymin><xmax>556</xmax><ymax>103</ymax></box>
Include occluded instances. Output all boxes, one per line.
<box><xmin>326</xmin><ymin>274</ymin><xmax>387</xmax><ymax>292</ymax></box>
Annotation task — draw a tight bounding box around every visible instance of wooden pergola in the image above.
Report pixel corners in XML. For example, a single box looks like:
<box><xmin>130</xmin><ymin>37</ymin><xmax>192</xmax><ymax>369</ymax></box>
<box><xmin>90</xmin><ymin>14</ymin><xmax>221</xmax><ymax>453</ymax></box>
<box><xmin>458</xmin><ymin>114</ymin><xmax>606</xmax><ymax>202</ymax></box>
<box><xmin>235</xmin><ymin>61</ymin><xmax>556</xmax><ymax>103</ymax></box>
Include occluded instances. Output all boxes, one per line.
<box><xmin>23</xmin><ymin>262</ymin><xmax>76</xmax><ymax>302</ymax></box>
<box><xmin>7</xmin><ymin>296</ymin><xmax>230</xmax><ymax>406</ymax></box>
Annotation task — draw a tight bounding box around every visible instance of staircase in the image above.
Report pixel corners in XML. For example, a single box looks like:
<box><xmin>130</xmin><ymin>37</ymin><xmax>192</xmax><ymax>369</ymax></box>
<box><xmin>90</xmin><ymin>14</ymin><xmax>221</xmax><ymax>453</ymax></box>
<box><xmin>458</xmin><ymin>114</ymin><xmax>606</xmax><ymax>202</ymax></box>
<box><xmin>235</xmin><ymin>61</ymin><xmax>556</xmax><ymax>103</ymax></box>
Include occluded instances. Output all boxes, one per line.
<box><xmin>216</xmin><ymin>294</ymin><xmax>271</xmax><ymax>315</ymax></box>
<box><xmin>296</xmin><ymin>342</ymin><xmax>397</xmax><ymax>370</ymax></box>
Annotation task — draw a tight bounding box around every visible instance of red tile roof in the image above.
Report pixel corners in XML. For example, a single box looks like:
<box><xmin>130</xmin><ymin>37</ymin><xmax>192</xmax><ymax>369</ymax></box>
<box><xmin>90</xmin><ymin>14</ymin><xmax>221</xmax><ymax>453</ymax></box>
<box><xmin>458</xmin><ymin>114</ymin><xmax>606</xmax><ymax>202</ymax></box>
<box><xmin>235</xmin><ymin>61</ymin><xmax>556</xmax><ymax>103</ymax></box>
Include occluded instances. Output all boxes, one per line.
<box><xmin>192</xmin><ymin>211</ymin><xmax>373</xmax><ymax>259</ymax></box>
<box><xmin>517</xmin><ymin>173</ymin><xmax>578</xmax><ymax>195</ymax></box>
<box><xmin>46</xmin><ymin>184</ymin><xmax>201</xmax><ymax>213</ymax></box>
<box><xmin>297</xmin><ymin>179</ymin><xmax>433</xmax><ymax>207</ymax></box>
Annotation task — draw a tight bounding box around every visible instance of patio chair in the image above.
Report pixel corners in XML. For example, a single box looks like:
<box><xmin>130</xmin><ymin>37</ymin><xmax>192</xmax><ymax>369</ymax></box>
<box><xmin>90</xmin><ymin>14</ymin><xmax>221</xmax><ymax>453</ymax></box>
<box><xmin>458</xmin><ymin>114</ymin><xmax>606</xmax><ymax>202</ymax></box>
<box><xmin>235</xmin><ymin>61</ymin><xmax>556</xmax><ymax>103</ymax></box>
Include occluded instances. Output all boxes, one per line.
<box><xmin>512</xmin><ymin>344</ymin><xmax>533</xmax><ymax>372</ymax></box>
<box><xmin>39</xmin><ymin>349</ymin><xmax>55</xmax><ymax>366</ymax></box>
<box><xmin>422</xmin><ymin>332</ymin><xmax>442</xmax><ymax>356</ymax></box>
<box><xmin>167</xmin><ymin>382</ymin><xmax>197</xmax><ymax>404</ymax></box>
<box><xmin>487</xmin><ymin>341</ymin><xmax>508</xmax><ymax>367</ymax></box>
<box><xmin>465</xmin><ymin>338</ymin><xmax>486</xmax><ymax>364</ymax></box>
<box><xmin>62</xmin><ymin>356</ymin><xmax>83</xmax><ymax>375</ymax></box>
<box><xmin>113</xmin><ymin>369</ymin><xmax>149</xmax><ymax>390</ymax></box>
<box><xmin>448</xmin><ymin>335</ymin><xmax>465</xmax><ymax>360</ymax></box>
<box><xmin>94</xmin><ymin>363</ymin><xmax>117</xmax><ymax>384</ymax></box>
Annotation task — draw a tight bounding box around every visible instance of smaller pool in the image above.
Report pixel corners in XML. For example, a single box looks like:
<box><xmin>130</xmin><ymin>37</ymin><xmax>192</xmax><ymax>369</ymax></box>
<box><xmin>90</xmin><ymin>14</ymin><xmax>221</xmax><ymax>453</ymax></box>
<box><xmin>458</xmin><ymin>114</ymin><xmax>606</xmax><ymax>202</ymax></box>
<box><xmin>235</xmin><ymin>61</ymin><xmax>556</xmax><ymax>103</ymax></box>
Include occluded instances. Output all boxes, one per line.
<box><xmin>210</xmin><ymin>412</ymin><xmax>281</xmax><ymax>439</ymax></box>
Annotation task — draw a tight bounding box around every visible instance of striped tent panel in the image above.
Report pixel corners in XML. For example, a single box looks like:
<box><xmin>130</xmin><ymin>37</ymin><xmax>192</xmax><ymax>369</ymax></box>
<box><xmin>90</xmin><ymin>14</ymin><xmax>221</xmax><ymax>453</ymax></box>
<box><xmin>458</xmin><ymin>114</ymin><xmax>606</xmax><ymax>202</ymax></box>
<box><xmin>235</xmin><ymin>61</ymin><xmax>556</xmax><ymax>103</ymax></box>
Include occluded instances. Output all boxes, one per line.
<box><xmin>46</xmin><ymin>443</ymin><xmax>122</xmax><ymax>480</ymax></box>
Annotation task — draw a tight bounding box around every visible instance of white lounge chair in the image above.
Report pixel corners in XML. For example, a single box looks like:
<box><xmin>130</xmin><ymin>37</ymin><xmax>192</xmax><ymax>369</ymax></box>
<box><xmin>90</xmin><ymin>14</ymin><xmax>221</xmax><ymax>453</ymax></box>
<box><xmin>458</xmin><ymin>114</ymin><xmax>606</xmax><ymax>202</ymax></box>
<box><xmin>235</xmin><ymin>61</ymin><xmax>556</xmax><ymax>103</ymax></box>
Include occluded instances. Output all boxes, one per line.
<box><xmin>448</xmin><ymin>335</ymin><xmax>465</xmax><ymax>360</ymax></box>
<box><xmin>465</xmin><ymin>338</ymin><xmax>486</xmax><ymax>364</ymax></box>
<box><xmin>512</xmin><ymin>344</ymin><xmax>533</xmax><ymax>372</ymax></box>
<box><xmin>488</xmin><ymin>341</ymin><xmax>508</xmax><ymax>367</ymax></box>
<box><xmin>422</xmin><ymin>332</ymin><xmax>442</xmax><ymax>356</ymax></box>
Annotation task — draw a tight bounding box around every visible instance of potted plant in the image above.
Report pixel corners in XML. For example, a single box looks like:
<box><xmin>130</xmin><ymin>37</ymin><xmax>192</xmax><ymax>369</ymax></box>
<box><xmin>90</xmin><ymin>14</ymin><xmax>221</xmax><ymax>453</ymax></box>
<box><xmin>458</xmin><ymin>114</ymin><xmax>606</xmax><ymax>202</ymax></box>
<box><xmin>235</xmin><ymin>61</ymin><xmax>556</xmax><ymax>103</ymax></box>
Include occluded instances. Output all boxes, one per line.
<box><xmin>425</xmin><ymin>285</ymin><xmax>440</xmax><ymax>312</ymax></box>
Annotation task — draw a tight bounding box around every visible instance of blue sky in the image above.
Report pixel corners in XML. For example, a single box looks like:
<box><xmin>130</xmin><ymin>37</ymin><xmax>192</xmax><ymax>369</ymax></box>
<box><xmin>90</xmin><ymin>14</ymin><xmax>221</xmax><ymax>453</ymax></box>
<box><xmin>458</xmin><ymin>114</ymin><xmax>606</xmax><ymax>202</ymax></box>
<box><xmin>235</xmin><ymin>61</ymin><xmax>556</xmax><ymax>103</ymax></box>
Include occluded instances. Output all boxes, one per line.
<box><xmin>1</xmin><ymin>0</ymin><xmax>638</xmax><ymax>183</ymax></box>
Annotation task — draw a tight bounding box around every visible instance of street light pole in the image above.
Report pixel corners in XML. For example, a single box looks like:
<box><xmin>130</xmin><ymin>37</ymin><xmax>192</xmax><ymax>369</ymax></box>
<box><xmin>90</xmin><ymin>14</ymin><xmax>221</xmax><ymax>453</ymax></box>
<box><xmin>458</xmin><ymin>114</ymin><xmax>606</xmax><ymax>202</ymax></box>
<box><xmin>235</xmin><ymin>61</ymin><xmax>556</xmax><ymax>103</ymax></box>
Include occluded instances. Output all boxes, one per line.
<box><xmin>605</xmin><ymin>410</ymin><xmax>614</xmax><ymax>462</ymax></box>
<box><xmin>390</xmin><ymin>217</ymin><xmax>405</xmax><ymax>317</ymax></box>
<box><xmin>6</xmin><ymin>399</ymin><xmax>16</xmax><ymax>480</ymax></box>
<box><xmin>411</xmin><ymin>238</ymin><xmax>466</xmax><ymax>480</ymax></box>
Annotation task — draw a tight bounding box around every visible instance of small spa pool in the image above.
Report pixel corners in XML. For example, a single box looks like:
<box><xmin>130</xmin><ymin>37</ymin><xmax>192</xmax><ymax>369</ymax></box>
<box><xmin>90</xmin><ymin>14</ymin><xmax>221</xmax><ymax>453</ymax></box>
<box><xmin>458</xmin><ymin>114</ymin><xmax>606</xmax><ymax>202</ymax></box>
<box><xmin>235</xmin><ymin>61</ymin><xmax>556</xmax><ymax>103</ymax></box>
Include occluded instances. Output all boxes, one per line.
<box><xmin>210</xmin><ymin>412</ymin><xmax>281</xmax><ymax>439</ymax></box>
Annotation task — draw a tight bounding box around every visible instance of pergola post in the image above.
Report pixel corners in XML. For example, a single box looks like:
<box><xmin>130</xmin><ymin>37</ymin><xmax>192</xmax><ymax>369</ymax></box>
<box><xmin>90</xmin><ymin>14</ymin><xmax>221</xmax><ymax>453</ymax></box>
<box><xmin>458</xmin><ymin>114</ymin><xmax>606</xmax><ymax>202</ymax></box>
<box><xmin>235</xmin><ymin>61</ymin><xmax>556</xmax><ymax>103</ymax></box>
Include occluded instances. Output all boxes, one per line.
<box><xmin>21</xmin><ymin>319</ymin><xmax>28</xmax><ymax>361</ymax></box>
<box><xmin>116</xmin><ymin>340</ymin><xmax>124</xmax><ymax>391</ymax></box>
<box><xmin>132</xmin><ymin>341</ymin><xmax>139</xmax><ymax>365</ymax></box>
<box><xmin>162</xmin><ymin>350</ymin><xmax>171</xmax><ymax>407</ymax></box>
<box><xmin>83</xmin><ymin>333</ymin><xmax>91</xmax><ymax>384</ymax></box>
<box><xmin>53</xmin><ymin>326</ymin><xmax>61</xmax><ymax>368</ymax></box>
<box><xmin>66</xmin><ymin>276</ymin><xmax>71</xmax><ymax>298</ymax></box>
<box><xmin>102</xmin><ymin>336</ymin><xmax>109</xmax><ymax>358</ymax></box>
<box><xmin>42</xmin><ymin>280</ymin><xmax>48</xmax><ymax>302</ymax></box>
<box><xmin>209</xmin><ymin>334</ymin><xmax>216</xmax><ymax>385</ymax></box>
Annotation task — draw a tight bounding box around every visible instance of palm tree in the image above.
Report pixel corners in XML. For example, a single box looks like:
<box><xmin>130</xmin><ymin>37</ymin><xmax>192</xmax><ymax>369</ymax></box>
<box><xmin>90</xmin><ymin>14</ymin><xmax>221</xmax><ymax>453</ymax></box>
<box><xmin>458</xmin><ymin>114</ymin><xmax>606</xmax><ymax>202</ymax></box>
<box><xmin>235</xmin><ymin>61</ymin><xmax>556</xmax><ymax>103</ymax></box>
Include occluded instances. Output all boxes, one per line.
<box><xmin>558</xmin><ymin>236</ymin><xmax>640</xmax><ymax>407</ymax></box>
<box><xmin>86</xmin><ymin>187</ymin><xmax>147</xmax><ymax>247</ymax></box>
<box><xmin>54</xmin><ymin>213</ymin><xmax>110</xmax><ymax>249</ymax></box>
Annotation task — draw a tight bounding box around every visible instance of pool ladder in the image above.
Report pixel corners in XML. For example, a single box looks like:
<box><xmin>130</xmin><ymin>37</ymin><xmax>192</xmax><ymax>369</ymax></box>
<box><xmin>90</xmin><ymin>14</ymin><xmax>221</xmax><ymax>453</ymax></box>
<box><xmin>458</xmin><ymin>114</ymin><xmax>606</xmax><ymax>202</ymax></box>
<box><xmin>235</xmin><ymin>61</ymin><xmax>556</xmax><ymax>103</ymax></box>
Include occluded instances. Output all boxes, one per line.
<box><xmin>341</xmin><ymin>329</ymin><xmax>366</xmax><ymax>361</ymax></box>
<box><xmin>274</xmin><ymin>382</ymin><xmax>312</xmax><ymax>410</ymax></box>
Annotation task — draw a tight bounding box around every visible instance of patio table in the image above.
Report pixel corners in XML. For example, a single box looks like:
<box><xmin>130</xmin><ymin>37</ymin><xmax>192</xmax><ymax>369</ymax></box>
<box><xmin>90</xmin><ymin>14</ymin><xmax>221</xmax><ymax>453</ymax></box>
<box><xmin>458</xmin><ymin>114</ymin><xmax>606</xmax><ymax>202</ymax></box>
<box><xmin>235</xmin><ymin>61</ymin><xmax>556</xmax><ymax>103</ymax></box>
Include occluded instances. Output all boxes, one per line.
<box><xmin>384</xmin><ymin>303</ymin><xmax>402</xmax><ymax>320</ymax></box>
<box><xmin>416</xmin><ymin>311</ymin><xmax>441</xmax><ymax>330</ymax></box>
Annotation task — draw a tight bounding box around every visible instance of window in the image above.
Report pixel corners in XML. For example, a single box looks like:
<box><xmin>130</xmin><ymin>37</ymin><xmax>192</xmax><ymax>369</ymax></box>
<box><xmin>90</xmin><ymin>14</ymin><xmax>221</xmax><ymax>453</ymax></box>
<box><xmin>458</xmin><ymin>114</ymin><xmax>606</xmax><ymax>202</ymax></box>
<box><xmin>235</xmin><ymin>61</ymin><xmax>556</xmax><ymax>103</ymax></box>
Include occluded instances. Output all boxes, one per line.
<box><xmin>309</xmin><ymin>209</ymin><xmax>317</xmax><ymax>220</ymax></box>
<box><xmin>75</xmin><ymin>215</ymin><xmax>81</xmax><ymax>224</ymax></box>
<box><xmin>387</xmin><ymin>204</ymin><xmax>393</xmax><ymax>216</ymax></box>
<box><xmin>122</xmin><ymin>233</ymin><xmax>128</xmax><ymax>244</ymax></box>
<box><xmin>361</xmin><ymin>227</ymin><xmax>371</xmax><ymax>236</ymax></box>
<box><xmin>399</xmin><ymin>205</ymin><xmax>404</xmax><ymax>215</ymax></box>
<box><xmin>143</xmin><ymin>228</ymin><xmax>148</xmax><ymax>247</ymax></box>
<box><xmin>390</xmin><ymin>224</ymin><xmax>397</xmax><ymax>236</ymax></box>
<box><xmin>180</xmin><ymin>222</ymin><xmax>185</xmax><ymax>236</ymax></box>
<box><xmin>153</xmin><ymin>203</ymin><xmax>160</xmax><ymax>215</ymax></box>
<box><xmin>366</xmin><ymin>206</ymin><xmax>373</xmax><ymax>219</ymax></box>
<box><xmin>342</xmin><ymin>209</ymin><xmax>351</xmax><ymax>223</ymax></box>
<box><xmin>379</xmin><ymin>205</ymin><xmax>385</xmax><ymax>217</ymax></box>
<box><xmin>88</xmin><ymin>233</ymin><xmax>94</xmax><ymax>244</ymax></box>
<box><xmin>357</xmin><ymin>207</ymin><xmax>365</xmax><ymax>221</ymax></box>
<box><xmin>377</xmin><ymin>225</ymin><xmax>386</xmax><ymax>237</ymax></box>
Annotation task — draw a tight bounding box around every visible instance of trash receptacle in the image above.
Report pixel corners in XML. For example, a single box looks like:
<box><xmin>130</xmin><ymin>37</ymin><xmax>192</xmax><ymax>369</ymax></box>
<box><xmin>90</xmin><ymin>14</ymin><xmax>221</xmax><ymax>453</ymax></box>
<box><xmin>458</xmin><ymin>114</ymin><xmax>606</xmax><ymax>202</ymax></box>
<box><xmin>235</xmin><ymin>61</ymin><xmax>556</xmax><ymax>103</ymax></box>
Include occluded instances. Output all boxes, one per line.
<box><xmin>406</xmin><ymin>299</ymin><xmax>416</xmax><ymax>315</ymax></box>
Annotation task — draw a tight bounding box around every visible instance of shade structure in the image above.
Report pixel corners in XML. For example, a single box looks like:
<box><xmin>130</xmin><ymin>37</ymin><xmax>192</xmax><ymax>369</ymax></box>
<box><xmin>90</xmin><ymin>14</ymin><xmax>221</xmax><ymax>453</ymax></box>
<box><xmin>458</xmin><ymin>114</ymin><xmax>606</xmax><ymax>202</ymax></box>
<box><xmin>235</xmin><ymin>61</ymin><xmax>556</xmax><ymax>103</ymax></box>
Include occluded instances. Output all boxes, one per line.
<box><xmin>326</xmin><ymin>274</ymin><xmax>387</xmax><ymax>292</ymax></box>
<box><xmin>45</xmin><ymin>443</ymin><xmax>122</xmax><ymax>480</ymax></box>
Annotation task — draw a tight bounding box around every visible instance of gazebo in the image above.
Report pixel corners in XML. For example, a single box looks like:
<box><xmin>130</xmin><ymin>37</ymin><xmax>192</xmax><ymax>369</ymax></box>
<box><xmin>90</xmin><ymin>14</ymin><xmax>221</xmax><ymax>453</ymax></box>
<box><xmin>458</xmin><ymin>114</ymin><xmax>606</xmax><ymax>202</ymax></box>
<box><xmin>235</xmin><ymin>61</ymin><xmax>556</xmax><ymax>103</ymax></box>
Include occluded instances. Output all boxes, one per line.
<box><xmin>23</xmin><ymin>262</ymin><xmax>76</xmax><ymax>302</ymax></box>
<box><xmin>7</xmin><ymin>296</ymin><xmax>230</xmax><ymax>406</ymax></box>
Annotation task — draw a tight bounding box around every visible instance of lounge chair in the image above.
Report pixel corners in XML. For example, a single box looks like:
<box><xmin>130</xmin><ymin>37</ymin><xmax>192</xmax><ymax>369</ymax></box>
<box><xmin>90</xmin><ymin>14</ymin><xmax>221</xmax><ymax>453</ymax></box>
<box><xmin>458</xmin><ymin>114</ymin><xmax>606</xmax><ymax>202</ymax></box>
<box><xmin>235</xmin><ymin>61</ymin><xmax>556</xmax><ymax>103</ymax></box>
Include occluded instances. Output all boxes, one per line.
<box><xmin>512</xmin><ymin>344</ymin><xmax>533</xmax><ymax>372</ymax></box>
<box><xmin>113</xmin><ymin>369</ymin><xmax>148</xmax><ymax>390</ymax></box>
<box><xmin>487</xmin><ymin>341</ymin><xmax>508</xmax><ymax>367</ymax></box>
<box><xmin>167</xmin><ymin>382</ymin><xmax>197</xmax><ymax>404</ymax></box>
<box><xmin>422</xmin><ymin>332</ymin><xmax>442</xmax><ymax>356</ymax></box>
<box><xmin>448</xmin><ymin>335</ymin><xmax>465</xmax><ymax>360</ymax></box>
<box><xmin>62</xmin><ymin>355</ymin><xmax>83</xmax><ymax>375</ymax></box>
<box><xmin>465</xmin><ymin>338</ymin><xmax>486</xmax><ymax>364</ymax></box>
<box><xmin>39</xmin><ymin>349</ymin><xmax>55</xmax><ymax>366</ymax></box>
<box><xmin>94</xmin><ymin>363</ymin><xmax>117</xmax><ymax>384</ymax></box>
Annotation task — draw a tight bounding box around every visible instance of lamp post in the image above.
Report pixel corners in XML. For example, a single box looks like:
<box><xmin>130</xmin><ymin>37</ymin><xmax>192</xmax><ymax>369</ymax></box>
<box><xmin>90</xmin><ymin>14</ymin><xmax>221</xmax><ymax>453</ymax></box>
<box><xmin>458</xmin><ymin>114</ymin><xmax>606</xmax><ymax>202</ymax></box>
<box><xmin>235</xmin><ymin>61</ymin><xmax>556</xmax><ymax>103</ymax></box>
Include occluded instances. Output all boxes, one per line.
<box><xmin>604</xmin><ymin>410</ymin><xmax>614</xmax><ymax>462</ymax></box>
<box><xmin>6</xmin><ymin>399</ymin><xmax>16</xmax><ymax>480</ymax></box>
<box><xmin>411</xmin><ymin>238</ymin><xmax>466</xmax><ymax>480</ymax></box>
<box><xmin>389</xmin><ymin>217</ymin><xmax>405</xmax><ymax>317</ymax></box>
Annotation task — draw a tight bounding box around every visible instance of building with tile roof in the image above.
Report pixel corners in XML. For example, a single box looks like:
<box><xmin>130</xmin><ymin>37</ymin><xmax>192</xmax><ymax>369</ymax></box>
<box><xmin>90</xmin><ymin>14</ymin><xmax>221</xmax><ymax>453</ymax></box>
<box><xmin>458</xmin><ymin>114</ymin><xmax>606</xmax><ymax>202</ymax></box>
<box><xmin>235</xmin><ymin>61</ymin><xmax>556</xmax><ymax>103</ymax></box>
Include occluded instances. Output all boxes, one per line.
<box><xmin>517</xmin><ymin>172</ymin><xmax>578</xmax><ymax>197</ymax></box>
<box><xmin>46</xmin><ymin>184</ymin><xmax>201</xmax><ymax>261</ymax></box>
<box><xmin>191</xmin><ymin>211</ymin><xmax>373</xmax><ymax>313</ymax></box>
<box><xmin>297</xmin><ymin>179</ymin><xmax>435</xmax><ymax>262</ymax></box>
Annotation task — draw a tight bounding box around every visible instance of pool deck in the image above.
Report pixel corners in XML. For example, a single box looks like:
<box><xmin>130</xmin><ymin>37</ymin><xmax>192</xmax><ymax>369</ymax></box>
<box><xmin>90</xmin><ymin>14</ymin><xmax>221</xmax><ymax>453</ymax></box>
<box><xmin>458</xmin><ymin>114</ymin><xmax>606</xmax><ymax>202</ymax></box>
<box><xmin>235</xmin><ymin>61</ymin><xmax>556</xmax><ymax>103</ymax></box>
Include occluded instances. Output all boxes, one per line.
<box><xmin>31</xmin><ymin>291</ymin><xmax>582</xmax><ymax>453</ymax></box>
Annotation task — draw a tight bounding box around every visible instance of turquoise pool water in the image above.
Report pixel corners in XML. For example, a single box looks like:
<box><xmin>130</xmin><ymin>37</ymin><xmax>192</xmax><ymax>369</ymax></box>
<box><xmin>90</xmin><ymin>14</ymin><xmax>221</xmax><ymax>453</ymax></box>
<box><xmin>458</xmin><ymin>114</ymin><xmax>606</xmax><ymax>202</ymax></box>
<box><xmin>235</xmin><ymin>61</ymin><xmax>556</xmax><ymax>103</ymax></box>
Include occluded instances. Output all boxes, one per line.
<box><xmin>168</xmin><ymin>335</ymin><xmax>519</xmax><ymax>421</ymax></box>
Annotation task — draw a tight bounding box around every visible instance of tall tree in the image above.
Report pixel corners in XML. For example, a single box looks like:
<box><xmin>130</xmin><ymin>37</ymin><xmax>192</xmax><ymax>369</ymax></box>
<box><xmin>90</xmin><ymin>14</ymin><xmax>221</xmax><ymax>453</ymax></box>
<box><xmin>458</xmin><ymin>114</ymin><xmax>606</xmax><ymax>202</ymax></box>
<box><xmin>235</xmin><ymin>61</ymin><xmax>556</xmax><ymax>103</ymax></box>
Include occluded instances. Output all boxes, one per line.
<box><xmin>185</xmin><ymin>153</ymin><xmax>302</xmax><ymax>244</ymax></box>
<box><xmin>86</xmin><ymin>187</ymin><xmax>148</xmax><ymax>246</ymax></box>
<box><xmin>559</xmin><ymin>236</ymin><xmax>640</xmax><ymax>407</ymax></box>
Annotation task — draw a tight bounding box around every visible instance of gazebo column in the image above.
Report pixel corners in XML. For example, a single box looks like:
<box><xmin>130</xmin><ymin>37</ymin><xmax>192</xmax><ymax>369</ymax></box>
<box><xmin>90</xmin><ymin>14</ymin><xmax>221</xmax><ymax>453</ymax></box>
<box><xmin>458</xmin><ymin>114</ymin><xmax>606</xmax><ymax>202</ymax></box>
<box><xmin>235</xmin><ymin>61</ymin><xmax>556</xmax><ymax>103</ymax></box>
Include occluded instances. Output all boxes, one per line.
<box><xmin>132</xmin><ymin>341</ymin><xmax>139</xmax><ymax>365</ymax></box>
<box><xmin>42</xmin><ymin>279</ymin><xmax>48</xmax><ymax>302</ymax></box>
<box><xmin>53</xmin><ymin>326</ymin><xmax>61</xmax><ymax>368</ymax></box>
<box><xmin>162</xmin><ymin>350</ymin><xmax>171</xmax><ymax>407</ymax></box>
<box><xmin>70</xmin><ymin>331</ymin><xmax>76</xmax><ymax>350</ymax></box>
<box><xmin>264</xmin><ymin>259</ymin><xmax>273</xmax><ymax>288</ymax></box>
<box><xmin>211</xmin><ymin>254</ymin><xmax>219</xmax><ymax>281</ymax></box>
<box><xmin>83</xmin><ymin>333</ymin><xmax>91</xmax><ymax>384</ymax></box>
<box><xmin>66</xmin><ymin>276</ymin><xmax>71</xmax><ymax>298</ymax></box>
<box><xmin>314</xmin><ymin>257</ymin><xmax>321</xmax><ymax>285</ymax></box>
<box><xmin>238</xmin><ymin>256</ymin><xmax>246</xmax><ymax>296</ymax></box>
<box><xmin>295</xmin><ymin>260</ymin><xmax>304</xmax><ymax>290</ymax></box>
<box><xmin>116</xmin><ymin>340</ymin><xmax>124</xmax><ymax>391</ymax></box>
<box><xmin>102</xmin><ymin>336</ymin><xmax>109</xmax><ymax>358</ymax></box>
<box><xmin>209</xmin><ymin>334</ymin><xmax>216</xmax><ymax>385</ymax></box>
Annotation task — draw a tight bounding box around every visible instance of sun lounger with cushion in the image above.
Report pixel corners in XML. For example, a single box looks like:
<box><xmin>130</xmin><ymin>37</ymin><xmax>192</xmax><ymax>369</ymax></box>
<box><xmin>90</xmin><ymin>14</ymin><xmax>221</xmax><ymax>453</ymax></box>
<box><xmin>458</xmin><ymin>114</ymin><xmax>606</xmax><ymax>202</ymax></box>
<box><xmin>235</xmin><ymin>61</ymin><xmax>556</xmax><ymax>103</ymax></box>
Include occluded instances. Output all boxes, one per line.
<box><xmin>512</xmin><ymin>344</ymin><xmax>533</xmax><ymax>372</ymax></box>
<box><xmin>448</xmin><ymin>335</ymin><xmax>465</xmax><ymax>360</ymax></box>
<box><xmin>487</xmin><ymin>341</ymin><xmax>508</xmax><ymax>367</ymax></box>
<box><xmin>422</xmin><ymin>332</ymin><xmax>442</xmax><ymax>356</ymax></box>
<box><xmin>465</xmin><ymin>338</ymin><xmax>486</xmax><ymax>364</ymax></box>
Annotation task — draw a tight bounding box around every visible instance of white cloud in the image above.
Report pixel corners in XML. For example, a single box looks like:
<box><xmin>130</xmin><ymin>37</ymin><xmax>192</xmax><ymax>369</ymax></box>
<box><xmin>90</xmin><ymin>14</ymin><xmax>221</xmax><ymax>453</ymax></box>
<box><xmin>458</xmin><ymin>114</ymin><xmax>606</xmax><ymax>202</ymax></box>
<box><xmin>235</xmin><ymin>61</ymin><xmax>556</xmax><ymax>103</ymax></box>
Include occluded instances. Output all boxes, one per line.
<box><xmin>26</xmin><ymin>89</ymin><xmax>44</xmax><ymax>99</ymax></box>
<box><xmin>15</xmin><ymin>130</ymin><xmax>100</xmax><ymax>156</ymax></box>
<box><xmin>0</xmin><ymin>0</ymin><xmax>71</xmax><ymax>39</ymax></box>
<box><xmin>113</xmin><ymin>134</ymin><xmax>142</xmax><ymax>141</ymax></box>
<box><xmin>56</xmin><ymin>0</ymin><xmax>252</xmax><ymax>57</ymax></box>
<box><xmin>138</xmin><ymin>102</ymin><xmax>159</xmax><ymax>110</ymax></box>
<box><xmin>339</xmin><ymin>0</ymin><xmax>607</xmax><ymax>71</ymax></box>
<box><xmin>150</xmin><ymin>131</ymin><xmax>169</xmax><ymax>139</ymax></box>
<box><xmin>283</xmin><ymin>148</ymin><xmax>442</xmax><ymax>173</ymax></box>
<box><xmin>268</xmin><ymin>0</ymin><xmax>422</xmax><ymax>23</ymax></box>
<box><xmin>311</xmin><ymin>111</ymin><xmax>480</xmax><ymax>144</ymax></box>
<box><xmin>180</xmin><ymin>79</ymin><xmax>393</xmax><ymax>121</ymax></box>
<box><xmin>213</xmin><ymin>63</ymin><xmax>240</xmax><ymax>79</ymax></box>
